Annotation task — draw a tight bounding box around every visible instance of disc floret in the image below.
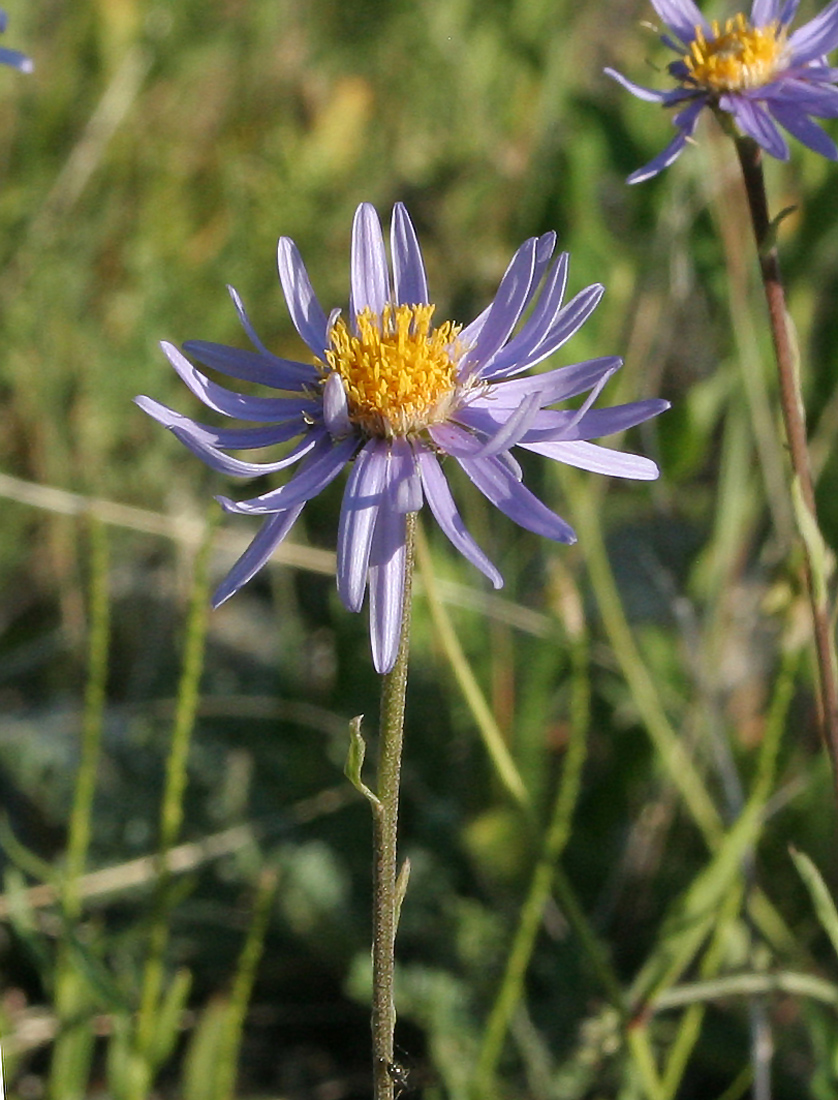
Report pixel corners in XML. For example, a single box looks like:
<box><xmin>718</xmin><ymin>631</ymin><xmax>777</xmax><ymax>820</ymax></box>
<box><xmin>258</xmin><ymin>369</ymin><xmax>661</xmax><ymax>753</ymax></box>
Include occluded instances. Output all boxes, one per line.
<box><xmin>684</xmin><ymin>14</ymin><xmax>788</xmax><ymax>92</ymax></box>
<box><xmin>324</xmin><ymin>303</ymin><xmax>461</xmax><ymax>438</ymax></box>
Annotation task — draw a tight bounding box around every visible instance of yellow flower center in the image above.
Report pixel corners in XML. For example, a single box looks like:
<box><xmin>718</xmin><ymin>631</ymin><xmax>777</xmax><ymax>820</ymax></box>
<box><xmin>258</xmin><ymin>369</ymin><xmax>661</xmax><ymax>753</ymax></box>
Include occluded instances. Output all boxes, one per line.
<box><xmin>323</xmin><ymin>303</ymin><xmax>461</xmax><ymax>437</ymax></box>
<box><xmin>683</xmin><ymin>14</ymin><xmax>787</xmax><ymax>92</ymax></box>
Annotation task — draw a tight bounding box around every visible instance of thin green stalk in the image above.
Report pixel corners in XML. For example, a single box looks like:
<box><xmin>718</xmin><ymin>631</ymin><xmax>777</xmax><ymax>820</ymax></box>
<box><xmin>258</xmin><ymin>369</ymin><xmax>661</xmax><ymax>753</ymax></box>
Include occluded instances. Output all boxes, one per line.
<box><xmin>414</xmin><ymin>525</ymin><xmax>529</xmax><ymax>811</ymax></box>
<box><xmin>561</xmin><ymin>468</ymin><xmax>723</xmax><ymax>844</ymax></box>
<box><xmin>49</xmin><ymin>517</ymin><xmax>110</xmax><ymax>1100</ymax></box>
<box><xmin>655</xmin><ymin>646</ymin><xmax>797</xmax><ymax>1099</ymax></box>
<box><xmin>64</xmin><ymin>516</ymin><xmax>111</xmax><ymax>912</ymax></box>
<box><xmin>215</xmin><ymin>869</ymin><xmax>279</xmax><ymax>1100</ymax></box>
<box><xmin>131</xmin><ymin>509</ymin><xmax>217</xmax><ymax>1099</ymax></box>
<box><xmin>734</xmin><ymin>134</ymin><xmax>838</xmax><ymax>799</ymax></box>
<box><xmin>371</xmin><ymin>512</ymin><xmax>416</xmax><ymax>1100</ymax></box>
<box><xmin>473</xmin><ymin>609</ymin><xmax>590</xmax><ymax>1091</ymax></box>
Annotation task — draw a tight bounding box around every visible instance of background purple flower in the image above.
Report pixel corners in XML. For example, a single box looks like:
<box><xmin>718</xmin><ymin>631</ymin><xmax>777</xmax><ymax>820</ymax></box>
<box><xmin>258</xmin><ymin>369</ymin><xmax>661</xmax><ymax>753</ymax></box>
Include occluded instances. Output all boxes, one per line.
<box><xmin>606</xmin><ymin>0</ymin><xmax>838</xmax><ymax>182</ymax></box>
<box><xmin>138</xmin><ymin>203</ymin><xmax>668</xmax><ymax>673</ymax></box>
<box><xmin>0</xmin><ymin>9</ymin><xmax>32</xmax><ymax>72</ymax></box>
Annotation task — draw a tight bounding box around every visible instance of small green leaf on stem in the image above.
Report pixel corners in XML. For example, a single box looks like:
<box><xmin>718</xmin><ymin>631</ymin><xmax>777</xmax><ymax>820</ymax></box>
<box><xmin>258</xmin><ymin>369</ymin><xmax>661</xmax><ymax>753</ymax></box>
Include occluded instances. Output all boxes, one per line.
<box><xmin>394</xmin><ymin>858</ymin><xmax>411</xmax><ymax>931</ymax></box>
<box><xmin>790</xmin><ymin>846</ymin><xmax>838</xmax><ymax>962</ymax></box>
<box><xmin>792</xmin><ymin>477</ymin><xmax>836</xmax><ymax>601</ymax></box>
<box><xmin>345</xmin><ymin>716</ymin><xmax>382</xmax><ymax>808</ymax></box>
<box><xmin>762</xmin><ymin>206</ymin><xmax>797</xmax><ymax>255</ymax></box>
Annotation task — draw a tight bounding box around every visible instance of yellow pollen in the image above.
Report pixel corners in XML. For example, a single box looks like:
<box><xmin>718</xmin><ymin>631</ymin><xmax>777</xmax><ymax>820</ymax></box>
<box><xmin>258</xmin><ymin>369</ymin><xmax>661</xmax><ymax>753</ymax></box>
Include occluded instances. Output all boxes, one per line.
<box><xmin>683</xmin><ymin>13</ymin><xmax>787</xmax><ymax>92</ymax></box>
<box><xmin>322</xmin><ymin>303</ymin><xmax>461</xmax><ymax>437</ymax></box>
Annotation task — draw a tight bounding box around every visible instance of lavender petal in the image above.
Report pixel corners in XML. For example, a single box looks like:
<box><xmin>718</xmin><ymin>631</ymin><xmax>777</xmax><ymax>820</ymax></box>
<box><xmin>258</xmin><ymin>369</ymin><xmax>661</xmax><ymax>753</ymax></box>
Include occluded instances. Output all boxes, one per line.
<box><xmin>475</xmin><ymin>252</ymin><xmax>569</xmax><ymax>379</ymax></box>
<box><xmin>277</xmin><ymin>237</ymin><xmax>330</xmax><ymax>357</ymax></box>
<box><xmin>337</xmin><ymin>440</ymin><xmax>387</xmax><ymax>612</ymax></box>
<box><xmin>472</xmin><ymin>356</ymin><xmax>623</xmax><ymax>411</ymax></box>
<box><xmin>522</xmin><ymin>439</ymin><xmax>661</xmax><ymax>480</ymax></box>
<box><xmin>521</xmin><ymin>398</ymin><xmax>672</xmax><ymax>443</ymax></box>
<box><xmin>751</xmin><ymin>0</ymin><xmax>781</xmax><ymax>26</ymax></box>
<box><xmin>218</xmin><ymin>434</ymin><xmax>357</xmax><ymax>514</ymax></box>
<box><xmin>627</xmin><ymin>99</ymin><xmax>705</xmax><ymax>184</ymax></box>
<box><xmin>604</xmin><ymin>66</ymin><xmax>688</xmax><ymax>103</ymax></box>
<box><xmin>788</xmin><ymin>0</ymin><xmax>838</xmax><ymax>64</ymax></box>
<box><xmin>417</xmin><ymin>449</ymin><xmax>503</xmax><ymax>587</ymax></box>
<box><xmin>350</xmin><ymin>203</ymin><xmax>389</xmax><ymax>321</ymax></box>
<box><xmin>769</xmin><ymin>101</ymin><xmax>838</xmax><ymax>157</ymax></box>
<box><xmin>323</xmin><ymin>372</ymin><xmax>353</xmax><ymax>438</ymax></box>
<box><xmin>482</xmin><ymin>283</ymin><xmax>606</xmax><ymax>380</ymax></box>
<box><xmin>725</xmin><ymin>95</ymin><xmax>790</xmax><ymax>158</ymax></box>
<box><xmin>161</xmin><ymin>342</ymin><xmax>318</xmax><ymax>421</ymax></box>
<box><xmin>137</xmin><ymin>397</ymin><xmax>317</xmax><ymax>478</ymax></box>
<box><xmin>368</xmin><ymin>477</ymin><xmax>408</xmax><ymax>675</ymax></box>
<box><xmin>459</xmin><ymin>237</ymin><xmax>538</xmax><ymax>378</ymax></box>
<box><xmin>649</xmin><ymin>0</ymin><xmax>712</xmax><ymax>42</ymax></box>
<box><xmin>459</xmin><ymin>454</ymin><xmax>577</xmax><ymax>544</ymax></box>
<box><xmin>135</xmin><ymin>397</ymin><xmax>309</xmax><ymax>449</ymax></box>
<box><xmin>183</xmin><ymin>340</ymin><xmax>317</xmax><ymax>391</ymax></box>
<box><xmin>391</xmin><ymin>203</ymin><xmax>429</xmax><ymax>306</ymax></box>
<box><xmin>212</xmin><ymin>506</ymin><xmax>305</xmax><ymax>607</ymax></box>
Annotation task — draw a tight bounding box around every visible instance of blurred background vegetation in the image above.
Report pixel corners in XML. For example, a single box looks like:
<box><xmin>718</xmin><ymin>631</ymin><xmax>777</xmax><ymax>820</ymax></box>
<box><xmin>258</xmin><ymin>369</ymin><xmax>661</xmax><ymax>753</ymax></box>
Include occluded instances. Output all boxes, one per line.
<box><xmin>2</xmin><ymin>0</ymin><xmax>838</xmax><ymax>1097</ymax></box>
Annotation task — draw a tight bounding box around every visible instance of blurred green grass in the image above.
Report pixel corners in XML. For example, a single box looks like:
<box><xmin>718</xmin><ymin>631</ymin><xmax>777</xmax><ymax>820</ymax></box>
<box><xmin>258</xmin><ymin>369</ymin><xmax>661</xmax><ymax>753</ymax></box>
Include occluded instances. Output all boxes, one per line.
<box><xmin>3</xmin><ymin>0</ymin><xmax>838</xmax><ymax>1097</ymax></box>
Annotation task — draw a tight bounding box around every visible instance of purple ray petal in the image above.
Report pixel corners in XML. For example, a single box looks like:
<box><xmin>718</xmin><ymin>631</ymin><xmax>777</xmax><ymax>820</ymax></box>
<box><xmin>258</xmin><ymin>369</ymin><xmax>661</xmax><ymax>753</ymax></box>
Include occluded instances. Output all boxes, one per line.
<box><xmin>137</xmin><ymin>397</ymin><xmax>318</xmax><ymax>478</ymax></box>
<box><xmin>350</xmin><ymin>203</ymin><xmax>389</xmax><ymax>321</ymax></box>
<box><xmin>751</xmin><ymin>0</ymin><xmax>781</xmax><ymax>27</ymax></box>
<box><xmin>337</xmin><ymin>440</ymin><xmax>388</xmax><ymax>612</ymax></box>
<box><xmin>218</xmin><ymin>435</ymin><xmax>357</xmax><ymax>514</ymax></box>
<box><xmin>368</xmin><ymin>474</ymin><xmax>408</xmax><ymax>674</ymax></box>
<box><xmin>389</xmin><ymin>437</ymin><xmax>423</xmax><ymax>513</ymax></box>
<box><xmin>521</xmin><ymin>398</ymin><xmax>672</xmax><ymax>443</ymax></box>
<box><xmin>459</xmin><ymin>454</ymin><xmax>577</xmax><ymax>544</ymax></box>
<box><xmin>0</xmin><ymin>45</ymin><xmax>32</xmax><ymax>71</ymax></box>
<box><xmin>725</xmin><ymin>94</ymin><xmax>790</xmax><ymax>158</ymax></box>
<box><xmin>466</xmin><ymin>391</ymin><xmax>543</xmax><ymax>457</ymax></box>
<box><xmin>417</xmin><ymin>448</ymin><xmax>503</xmax><ymax>588</ymax></box>
<box><xmin>471</xmin><ymin>357</ymin><xmax>623</xmax><ymax>412</ymax></box>
<box><xmin>183</xmin><ymin>340</ymin><xmax>317</xmax><ymax>391</ymax></box>
<box><xmin>457</xmin><ymin>302</ymin><xmax>493</xmax><ymax>354</ymax></box>
<box><xmin>788</xmin><ymin>0</ymin><xmax>838</xmax><ymax>63</ymax></box>
<box><xmin>762</xmin><ymin>78</ymin><xmax>838</xmax><ymax>116</ymax></box>
<box><xmin>482</xmin><ymin>283</ymin><xmax>606</xmax><ymax>380</ymax></box>
<box><xmin>650</xmin><ymin>0</ymin><xmax>712</xmax><ymax>42</ymax></box>
<box><xmin>161</xmin><ymin>343</ymin><xmax>319</xmax><ymax>421</ymax></box>
<box><xmin>459</xmin><ymin>237</ymin><xmax>538</xmax><ymax>378</ymax></box>
<box><xmin>627</xmin><ymin>98</ymin><xmax>705</xmax><ymax>184</ymax></box>
<box><xmin>780</xmin><ymin>0</ymin><xmax>802</xmax><ymax>24</ymax></box>
<box><xmin>135</xmin><ymin>397</ymin><xmax>308</xmax><ymax>449</ymax></box>
<box><xmin>457</xmin><ymin>235</ymin><xmax>556</xmax><ymax>358</ymax></box>
<box><xmin>323</xmin><ymin>372</ymin><xmax>353</xmax><ymax>438</ymax></box>
<box><xmin>475</xmin><ymin>252</ymin><xmax>570</xmax><ymax>379</ymax></box>
<box><xmin>391</xmin><ymin>203</ymin><xmax>429</xmax><ymax>306</ymax></box>
<box><xmin>277</xmin><ymin>237</ymin><xmax>330</xmax><ymax>357</ymax></box>
<box><xmin>226</xmin><ymin>286</ymin><xmax>272</xmax><ymax>357</ymax></box>
<box><xmin>769</xmin><ymin>100</ymin><xmax>838</xmax><ymax>156</ymax></box>
<box><xmin>604</xmin><ymin>66</ymin><xmax>689</xmax><ymax>103</ymax></box>
<box><xmin>521</xmin><ymin>439</ymin><xmax>661</xmax><ymax>479</ymax></box>
<box><xmin>212</xmin><ymin>506</ymin><xmax>305</xmax><ymax>608</ymax></box>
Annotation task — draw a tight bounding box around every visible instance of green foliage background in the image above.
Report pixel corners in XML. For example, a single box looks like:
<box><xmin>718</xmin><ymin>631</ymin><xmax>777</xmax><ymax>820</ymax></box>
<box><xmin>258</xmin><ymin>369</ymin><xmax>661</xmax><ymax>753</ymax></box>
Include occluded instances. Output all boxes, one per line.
<box><xmin>2</xmin><ymin>0</ymin><xmax>838</xmax><ymax>1097</ymax></box>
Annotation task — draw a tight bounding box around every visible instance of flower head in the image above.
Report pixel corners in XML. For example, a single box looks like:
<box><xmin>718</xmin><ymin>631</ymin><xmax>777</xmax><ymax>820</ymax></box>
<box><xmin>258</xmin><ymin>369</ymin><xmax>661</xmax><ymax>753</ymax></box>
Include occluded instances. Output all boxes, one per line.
<box><xmin>0</xmin><ymin>10</ymin><xmax>32</xmax><ymax>73</ymax></box>
<box><xmin>137</xmin><ymin>203</ymin><xmax>668</xmax><ymax>673</ymax></box>
<box><xmin>606</xmin><ymin>0</ymin><xmax>838</xmax><ymax>182</ymax></box>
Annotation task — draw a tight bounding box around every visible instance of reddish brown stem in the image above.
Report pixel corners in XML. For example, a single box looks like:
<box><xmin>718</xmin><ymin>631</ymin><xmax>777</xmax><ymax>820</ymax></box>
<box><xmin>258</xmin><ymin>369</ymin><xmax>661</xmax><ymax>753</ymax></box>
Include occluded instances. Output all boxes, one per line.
<box><xmin>734</xmin><ymin>136</ymin><xmax>838</xmax><ymax>795</ymax></box>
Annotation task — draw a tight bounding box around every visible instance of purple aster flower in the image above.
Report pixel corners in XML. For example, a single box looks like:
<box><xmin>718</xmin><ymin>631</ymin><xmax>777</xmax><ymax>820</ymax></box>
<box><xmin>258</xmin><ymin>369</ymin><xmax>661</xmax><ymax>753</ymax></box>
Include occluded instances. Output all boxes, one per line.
<box><xmin>0</xmin><ymin>10</ymin><xmax>32</xmax><ymax>73</ymax></box>
<box><xmin>137</xmin><ymin>203</ymin><xmax>668</xmax><ymax>673</ymax></box>
<box><xmin>606</xmin><ymin>0</ymin><xmax>838</xmax><ymax>182</ymax></box>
